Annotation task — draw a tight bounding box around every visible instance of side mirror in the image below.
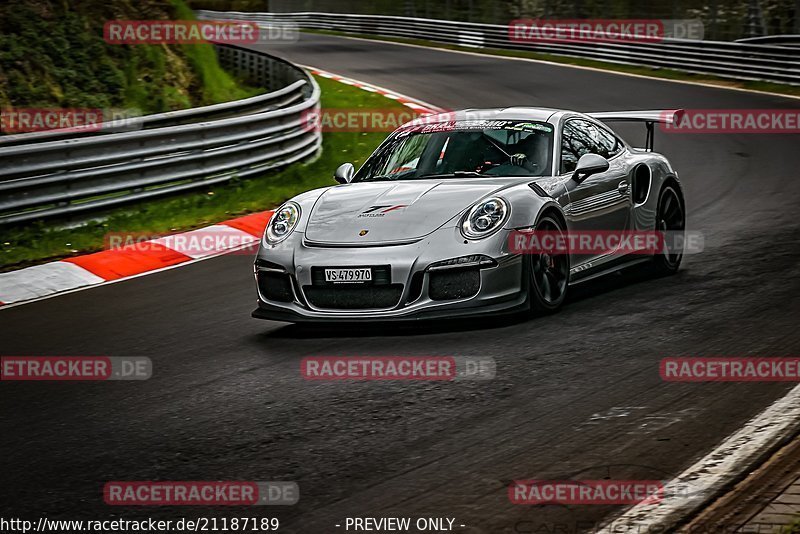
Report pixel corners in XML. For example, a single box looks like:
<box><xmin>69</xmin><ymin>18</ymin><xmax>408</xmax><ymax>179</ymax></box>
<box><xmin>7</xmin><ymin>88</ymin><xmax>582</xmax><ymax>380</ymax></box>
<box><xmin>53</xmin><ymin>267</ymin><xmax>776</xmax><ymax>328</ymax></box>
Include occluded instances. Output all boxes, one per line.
<box><xmin>572</xmin><ymin>154</ymin><xmax>609</xmax><ymax>182</ymax></box>
<box><xmin>334</xmin><ymin>163</ymin><xmax>355</xmax><ymax>184</ymax></box>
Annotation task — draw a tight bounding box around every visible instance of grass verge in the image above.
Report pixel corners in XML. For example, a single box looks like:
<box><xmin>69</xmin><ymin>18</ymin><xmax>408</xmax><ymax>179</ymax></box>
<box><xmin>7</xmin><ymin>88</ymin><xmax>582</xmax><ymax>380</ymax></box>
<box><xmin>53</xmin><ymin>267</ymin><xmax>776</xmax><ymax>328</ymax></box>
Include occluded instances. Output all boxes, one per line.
<box><xmin>169</xmin><ymin>0</ymin><xmax>262</xmax><ymax>106</ymax></box>
<box><xmin>0</xmin><ymin>75</ymin><xmax>409</xmax><ymax>271</ymax></box>
<box><xmin>304</xmin><ymin>29</ymin><xmax>800</xmax><ymax>99</ymax></box>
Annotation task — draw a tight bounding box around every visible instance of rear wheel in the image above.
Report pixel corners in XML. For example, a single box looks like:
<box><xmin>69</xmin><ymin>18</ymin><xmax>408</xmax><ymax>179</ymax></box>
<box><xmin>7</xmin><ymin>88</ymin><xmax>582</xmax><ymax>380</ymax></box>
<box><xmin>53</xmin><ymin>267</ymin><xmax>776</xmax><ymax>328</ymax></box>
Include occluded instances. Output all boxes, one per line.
<box><xmin>527</xmin><ymin>215</ymin><xmax>570</xmax><ymax>314</ymax></box>
<box><xmin>650</xmin><ymin>184</ymin><xmax>685</xmax><ymax>275</ymax></box>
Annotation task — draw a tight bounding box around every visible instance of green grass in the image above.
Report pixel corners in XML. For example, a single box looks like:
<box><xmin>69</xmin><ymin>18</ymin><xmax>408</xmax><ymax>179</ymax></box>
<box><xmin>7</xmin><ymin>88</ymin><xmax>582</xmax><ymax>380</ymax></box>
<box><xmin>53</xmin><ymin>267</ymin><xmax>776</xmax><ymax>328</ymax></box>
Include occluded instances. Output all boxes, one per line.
<box><xmin>0</xmin><ymin>75</ymin><xmax>409</xmax><ymax>271</ymax></box>
<box><xmin>303</xmin><ymin>29</ymin><xmax>800</xmax><ymax>99</ymax></box>
<box><xmin>169</xmin><ymin>0</ymin><xmax>261</xmax><ymax>105</ymax></box>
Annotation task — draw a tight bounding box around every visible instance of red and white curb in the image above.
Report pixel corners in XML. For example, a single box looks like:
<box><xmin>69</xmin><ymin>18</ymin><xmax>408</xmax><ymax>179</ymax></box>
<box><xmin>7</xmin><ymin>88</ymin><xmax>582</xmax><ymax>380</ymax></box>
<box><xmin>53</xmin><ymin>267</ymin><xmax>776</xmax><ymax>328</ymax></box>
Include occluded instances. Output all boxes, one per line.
<box><xmin>0</xmin><ymin>211</ymin><xmax>271</xmax><ymax>308</ymax></box>
<box><xmin>306</xmin><ymin>66</ymin><xmax>444</xmax><ymax>115</ymax></box>
<box><xmin>0</xmin><ymin>68</ymin><xmax>444</xmax><ymax>310</ymax></box>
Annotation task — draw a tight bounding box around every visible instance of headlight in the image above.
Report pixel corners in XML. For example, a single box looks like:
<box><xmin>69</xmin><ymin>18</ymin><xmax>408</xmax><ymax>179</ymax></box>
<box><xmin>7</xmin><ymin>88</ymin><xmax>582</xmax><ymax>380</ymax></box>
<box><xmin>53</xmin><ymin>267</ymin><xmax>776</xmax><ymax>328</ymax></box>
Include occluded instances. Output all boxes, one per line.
<box><xmin>265</xmin><ymin>202</ymin><xmax>301</xmax><ymax>244</ymax></box>
<box><xmin>461</xmin><ymin>197</ymin><xmax>509</xmax><ymax>239</ymax></box>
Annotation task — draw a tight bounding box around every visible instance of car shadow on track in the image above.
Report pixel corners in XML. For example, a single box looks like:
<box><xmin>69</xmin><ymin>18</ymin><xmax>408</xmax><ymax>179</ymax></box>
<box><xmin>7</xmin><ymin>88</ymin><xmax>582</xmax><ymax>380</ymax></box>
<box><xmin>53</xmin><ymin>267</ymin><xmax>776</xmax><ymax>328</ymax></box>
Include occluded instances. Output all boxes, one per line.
<box><xmin>258</xmin><ymin>265</ymin><xmax>682</xmax><ymax>339</ymax></box>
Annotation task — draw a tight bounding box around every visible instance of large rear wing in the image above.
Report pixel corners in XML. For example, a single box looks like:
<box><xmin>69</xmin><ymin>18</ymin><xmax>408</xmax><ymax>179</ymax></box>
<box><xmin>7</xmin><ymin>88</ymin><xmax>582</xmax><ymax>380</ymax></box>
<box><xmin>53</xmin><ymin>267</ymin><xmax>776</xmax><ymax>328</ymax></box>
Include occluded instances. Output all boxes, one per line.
<box><xmin>588</xmin><ymin>109</ymin><xmax>685</xmax><ymax>151</ymax></box>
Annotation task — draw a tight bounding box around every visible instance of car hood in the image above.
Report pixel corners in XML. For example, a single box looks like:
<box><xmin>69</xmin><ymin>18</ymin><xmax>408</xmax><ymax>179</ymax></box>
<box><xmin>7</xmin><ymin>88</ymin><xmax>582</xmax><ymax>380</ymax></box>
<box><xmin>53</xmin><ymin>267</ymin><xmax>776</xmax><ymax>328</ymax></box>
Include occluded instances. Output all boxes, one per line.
<box><xmin>304</xmin><ymin>179</ymin><xmax>514</xmax><ymax>245</ymax></box>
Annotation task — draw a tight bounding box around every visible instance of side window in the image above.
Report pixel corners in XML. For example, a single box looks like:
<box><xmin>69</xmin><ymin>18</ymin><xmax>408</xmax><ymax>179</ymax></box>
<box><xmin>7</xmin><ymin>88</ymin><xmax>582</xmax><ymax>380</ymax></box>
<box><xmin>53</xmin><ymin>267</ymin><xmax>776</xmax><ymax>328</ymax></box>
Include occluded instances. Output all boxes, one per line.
<box><xmin>593</xmin><ymin>123</ymin><xmax>622</xmax><ymax>158</ymax></box>
<box><xmin>560</xmin><ymin>119</ymin><xmax>620</xmax><ymax>173</ymax></box>
<box><xmin>560</xmin><ymin>120</ymin><xmax>596</xmax><ymax>173</ymax></box>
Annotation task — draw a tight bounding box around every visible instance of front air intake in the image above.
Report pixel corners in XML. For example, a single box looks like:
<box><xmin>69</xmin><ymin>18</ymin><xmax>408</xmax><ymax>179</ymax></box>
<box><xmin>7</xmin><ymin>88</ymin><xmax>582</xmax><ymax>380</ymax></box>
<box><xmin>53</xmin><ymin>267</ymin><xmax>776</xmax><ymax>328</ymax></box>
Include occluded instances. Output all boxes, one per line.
<box><xmin>428</xmin><ymin>269</ymin><xmax>480</xmax><ymax>301</ymax></box>
<box><xmin>303</xmin><ymin>285</ymin><xmax>404</xmax><ymax>310</ymax></box>
<box><xmin>258</xmin><ymin>271</ymin><xmax>294</xmax><ymax>303</ymax></box>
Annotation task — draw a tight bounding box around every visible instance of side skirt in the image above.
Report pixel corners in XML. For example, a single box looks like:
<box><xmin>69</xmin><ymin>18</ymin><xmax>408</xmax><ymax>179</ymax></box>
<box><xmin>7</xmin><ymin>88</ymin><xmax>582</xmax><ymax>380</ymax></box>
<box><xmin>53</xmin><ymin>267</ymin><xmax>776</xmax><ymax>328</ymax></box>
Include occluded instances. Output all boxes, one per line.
<box><xmin>568</xmin><ymin>255</ymin><xmax>652</xmax><ymax>285</ymax></box>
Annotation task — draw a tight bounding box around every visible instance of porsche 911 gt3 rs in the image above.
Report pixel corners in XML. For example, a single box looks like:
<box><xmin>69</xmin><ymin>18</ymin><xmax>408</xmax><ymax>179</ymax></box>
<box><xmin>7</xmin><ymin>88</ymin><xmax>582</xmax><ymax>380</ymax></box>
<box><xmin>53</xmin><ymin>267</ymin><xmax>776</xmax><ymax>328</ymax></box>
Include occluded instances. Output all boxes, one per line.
<box><xmin>252</xmin><ymin>107</ymin><xmax>686</xmax><ymax>323</ymax></box>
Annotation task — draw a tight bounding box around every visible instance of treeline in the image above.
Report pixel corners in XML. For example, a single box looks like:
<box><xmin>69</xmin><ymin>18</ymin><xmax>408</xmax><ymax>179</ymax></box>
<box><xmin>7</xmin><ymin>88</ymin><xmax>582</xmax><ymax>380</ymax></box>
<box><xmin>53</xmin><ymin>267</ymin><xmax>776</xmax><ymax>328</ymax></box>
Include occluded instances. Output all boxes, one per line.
<box><xmin>188</xmin><ymin>0</ymin><xmax>800</xmax><ymax>40</ymax></box>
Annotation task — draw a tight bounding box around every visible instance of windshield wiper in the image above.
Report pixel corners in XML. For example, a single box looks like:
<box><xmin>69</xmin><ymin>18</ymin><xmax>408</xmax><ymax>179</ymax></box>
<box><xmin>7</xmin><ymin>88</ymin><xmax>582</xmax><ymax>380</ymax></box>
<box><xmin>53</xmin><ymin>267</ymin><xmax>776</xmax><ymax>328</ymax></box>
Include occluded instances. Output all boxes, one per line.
<box><xmin>414</xmin><ymin>171</ymin><xmax>485</xmax><ymax>179</ymax></box>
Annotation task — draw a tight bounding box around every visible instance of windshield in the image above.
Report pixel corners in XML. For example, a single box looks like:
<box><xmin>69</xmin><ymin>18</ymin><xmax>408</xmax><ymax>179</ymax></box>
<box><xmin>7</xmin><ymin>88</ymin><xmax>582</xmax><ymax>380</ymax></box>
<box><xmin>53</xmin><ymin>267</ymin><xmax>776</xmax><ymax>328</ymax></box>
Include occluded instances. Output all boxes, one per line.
<box><xmin>354</xmin><ymin>120</ymin><xmax>555</xmax><ymax>182</ymax></box>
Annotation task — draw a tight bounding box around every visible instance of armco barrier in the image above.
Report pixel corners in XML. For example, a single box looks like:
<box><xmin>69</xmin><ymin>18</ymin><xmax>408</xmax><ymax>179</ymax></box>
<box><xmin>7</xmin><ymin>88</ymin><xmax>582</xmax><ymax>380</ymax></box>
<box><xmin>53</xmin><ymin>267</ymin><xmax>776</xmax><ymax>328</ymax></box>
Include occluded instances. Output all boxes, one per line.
<box><xmin>0</xmin><ymin>44</ymin><xmax>321</xmax><ymax>225</ymax></box>
<box><xmin>198</xmin><ymin>11</ymin><xmax>800</xmax><ymax>86</ymax></box>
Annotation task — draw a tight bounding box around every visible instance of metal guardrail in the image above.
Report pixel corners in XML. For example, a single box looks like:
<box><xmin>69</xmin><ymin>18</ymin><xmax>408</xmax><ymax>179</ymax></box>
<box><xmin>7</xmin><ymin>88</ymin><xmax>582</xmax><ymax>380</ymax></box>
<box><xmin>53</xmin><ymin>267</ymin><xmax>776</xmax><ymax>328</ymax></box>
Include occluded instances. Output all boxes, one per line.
<box><xmin>736</xmin><ymin>35</ymin><xmax>800</xmax><ymax>47</ymax></box>
<box><xmin>199</xmin><ymin>10</ymin><xmax>800</xmax><ymax>86</ymax></box>
<box><xmin>0</xmin><ymin>44</ymin><xmax>321</xmax><ymax>225</ymax></box>
<box><xmin>0</xmin><ymin>83</ymin><xmax>306</xmax><ymax>147</ymax></box>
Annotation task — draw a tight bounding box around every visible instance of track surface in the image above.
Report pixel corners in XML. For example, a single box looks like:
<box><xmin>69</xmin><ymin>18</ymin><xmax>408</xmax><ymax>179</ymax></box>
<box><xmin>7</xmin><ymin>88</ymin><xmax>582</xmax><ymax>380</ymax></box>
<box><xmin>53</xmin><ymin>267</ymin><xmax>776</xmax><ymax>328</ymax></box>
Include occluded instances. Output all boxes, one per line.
<box><xmin>3</xmin><ymin>33</ymin><xmax>800</xmax><ymax>533</ymax></box>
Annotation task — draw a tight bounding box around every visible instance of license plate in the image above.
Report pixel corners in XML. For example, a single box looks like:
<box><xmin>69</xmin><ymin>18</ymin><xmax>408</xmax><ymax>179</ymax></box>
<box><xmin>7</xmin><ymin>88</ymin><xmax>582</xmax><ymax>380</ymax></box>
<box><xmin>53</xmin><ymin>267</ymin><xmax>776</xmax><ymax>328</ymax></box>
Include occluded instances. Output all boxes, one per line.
<box><xmin>324</xmin><ymin>268</ymin><xmax>372</xmax><ymax>284</ymax></box>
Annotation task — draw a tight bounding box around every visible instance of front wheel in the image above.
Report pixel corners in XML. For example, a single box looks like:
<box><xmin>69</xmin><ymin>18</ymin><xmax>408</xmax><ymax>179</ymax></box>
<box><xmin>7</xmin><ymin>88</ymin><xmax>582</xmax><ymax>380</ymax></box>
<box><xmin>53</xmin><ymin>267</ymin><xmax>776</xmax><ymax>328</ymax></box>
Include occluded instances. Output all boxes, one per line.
<box><xmin>527</xmin><ymin>215</ymin><xmax>570</xmax><ymax>314</ymax></box>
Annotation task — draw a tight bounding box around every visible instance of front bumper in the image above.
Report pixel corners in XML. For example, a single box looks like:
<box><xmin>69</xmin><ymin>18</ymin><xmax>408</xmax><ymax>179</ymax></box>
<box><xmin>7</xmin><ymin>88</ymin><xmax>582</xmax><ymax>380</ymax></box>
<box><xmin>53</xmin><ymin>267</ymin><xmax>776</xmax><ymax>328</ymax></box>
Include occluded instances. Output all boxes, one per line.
<box><xmin>251</xmin><ymin>226</ymin><xmax>528</xmax><ymax>323</ymax></box>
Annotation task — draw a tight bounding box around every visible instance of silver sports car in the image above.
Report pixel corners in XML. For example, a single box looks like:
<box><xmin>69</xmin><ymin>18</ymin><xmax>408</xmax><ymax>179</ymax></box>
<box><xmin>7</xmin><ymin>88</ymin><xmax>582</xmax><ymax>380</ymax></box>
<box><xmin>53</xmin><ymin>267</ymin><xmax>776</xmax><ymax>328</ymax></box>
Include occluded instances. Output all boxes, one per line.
<box><xmin>252</xmin><ymin>107</ymin><xmax>686</xmax><ymax>323</ymax></box>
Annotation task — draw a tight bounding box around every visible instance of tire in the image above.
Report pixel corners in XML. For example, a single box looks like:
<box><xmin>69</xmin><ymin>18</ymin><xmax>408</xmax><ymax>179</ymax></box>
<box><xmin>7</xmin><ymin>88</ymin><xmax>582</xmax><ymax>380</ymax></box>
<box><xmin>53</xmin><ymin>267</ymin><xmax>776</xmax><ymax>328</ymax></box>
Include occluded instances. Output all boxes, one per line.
<box><xmin>527</xmin><ymin>214</ymin><xmax>570</xmax><ymax>315</ymax></box>
<box><xmin>650</xmin><ymin>183</ymin><xmax>685</xmax><ymax>276</ymax></box>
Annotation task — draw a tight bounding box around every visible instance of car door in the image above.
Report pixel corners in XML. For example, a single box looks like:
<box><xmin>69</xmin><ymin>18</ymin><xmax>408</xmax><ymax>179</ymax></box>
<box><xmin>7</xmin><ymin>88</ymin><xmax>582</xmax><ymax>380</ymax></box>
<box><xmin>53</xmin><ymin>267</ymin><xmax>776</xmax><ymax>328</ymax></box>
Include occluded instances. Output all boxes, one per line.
<box><xmin>560</xmin><ymin>118</ymin><xmax>631</xmax><ymax>269</ymax></box>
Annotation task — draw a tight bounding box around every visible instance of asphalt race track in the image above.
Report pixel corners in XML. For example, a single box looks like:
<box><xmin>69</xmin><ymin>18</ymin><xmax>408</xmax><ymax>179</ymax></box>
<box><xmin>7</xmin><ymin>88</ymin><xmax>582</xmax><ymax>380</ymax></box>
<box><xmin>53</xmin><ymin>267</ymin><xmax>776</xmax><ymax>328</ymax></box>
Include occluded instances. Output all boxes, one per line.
<box><xmin>3</xmin><ymin>33</ymin><xmax>800</xmax><ymax>533</ymax></box>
